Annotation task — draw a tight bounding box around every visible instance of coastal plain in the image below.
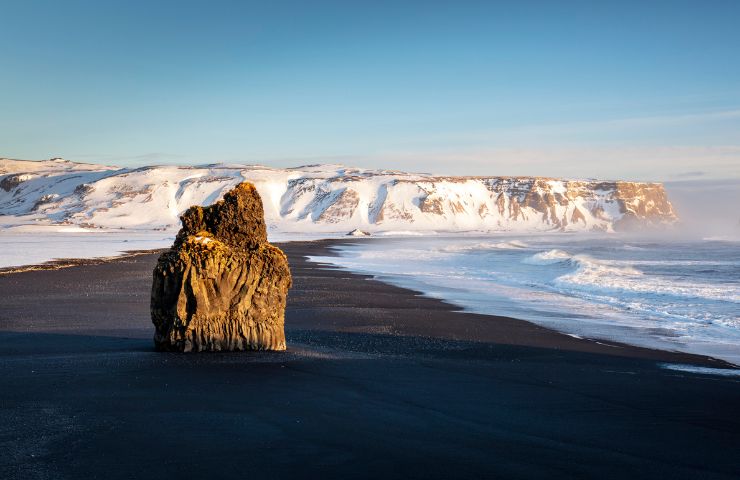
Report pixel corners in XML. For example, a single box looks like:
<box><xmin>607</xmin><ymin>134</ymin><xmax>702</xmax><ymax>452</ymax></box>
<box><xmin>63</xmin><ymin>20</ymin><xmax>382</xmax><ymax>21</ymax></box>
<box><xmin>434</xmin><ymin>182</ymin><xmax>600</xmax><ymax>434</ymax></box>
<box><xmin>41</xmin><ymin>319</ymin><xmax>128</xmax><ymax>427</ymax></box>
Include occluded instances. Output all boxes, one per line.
<box><xmin>1</xmin><ymin>240</ymin><xmax>739</xmax><ymax>479</ymax></box>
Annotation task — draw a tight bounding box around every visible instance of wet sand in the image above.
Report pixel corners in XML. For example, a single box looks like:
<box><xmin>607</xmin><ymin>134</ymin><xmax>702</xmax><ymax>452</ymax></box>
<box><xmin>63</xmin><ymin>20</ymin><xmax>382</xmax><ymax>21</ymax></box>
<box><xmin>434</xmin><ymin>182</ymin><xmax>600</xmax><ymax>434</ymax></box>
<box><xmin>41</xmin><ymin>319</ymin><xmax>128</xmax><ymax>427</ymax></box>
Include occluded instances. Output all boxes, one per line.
<box><xmin>1</xmin><ymin>239</ymin><xmax>739</xmax><ymax>479</ymax></box>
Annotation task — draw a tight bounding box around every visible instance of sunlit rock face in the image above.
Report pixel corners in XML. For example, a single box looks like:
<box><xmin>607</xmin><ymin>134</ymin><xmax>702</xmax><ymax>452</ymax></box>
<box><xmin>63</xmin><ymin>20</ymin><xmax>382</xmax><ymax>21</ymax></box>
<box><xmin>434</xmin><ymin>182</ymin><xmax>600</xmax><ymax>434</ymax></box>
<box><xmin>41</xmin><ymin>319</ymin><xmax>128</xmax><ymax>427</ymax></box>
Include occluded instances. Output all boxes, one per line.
<box><xmin>0</xmin><ymin>159</ymin><xmax>678</xmax><ymax>233</ymax></box>
<box><xmin>151</xmin><ymin>183</ymin><xmax>292</xmax><ymax>352</ymax></box>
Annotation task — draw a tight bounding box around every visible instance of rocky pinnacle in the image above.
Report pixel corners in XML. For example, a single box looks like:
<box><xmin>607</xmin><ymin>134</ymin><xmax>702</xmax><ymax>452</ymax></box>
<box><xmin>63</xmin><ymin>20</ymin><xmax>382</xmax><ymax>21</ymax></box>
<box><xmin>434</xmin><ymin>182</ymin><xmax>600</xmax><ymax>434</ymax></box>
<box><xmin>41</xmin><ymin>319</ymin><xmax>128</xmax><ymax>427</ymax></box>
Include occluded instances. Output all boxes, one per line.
<box><xmin>150</xmin><ymin>183</ymin><xmax>292</xmax><ymax>352</ymax></box>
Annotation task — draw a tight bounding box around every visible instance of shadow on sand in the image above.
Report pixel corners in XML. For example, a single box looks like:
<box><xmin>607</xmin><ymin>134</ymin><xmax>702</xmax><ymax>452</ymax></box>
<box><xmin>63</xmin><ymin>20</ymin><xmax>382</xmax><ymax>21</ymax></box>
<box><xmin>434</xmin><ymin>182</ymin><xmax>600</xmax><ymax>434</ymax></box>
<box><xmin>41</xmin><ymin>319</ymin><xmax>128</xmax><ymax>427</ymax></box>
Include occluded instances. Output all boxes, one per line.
<box><xmin>2</xmin><ymin>329</ymin><xmax>740</xmax><ymax>479</ymax></box>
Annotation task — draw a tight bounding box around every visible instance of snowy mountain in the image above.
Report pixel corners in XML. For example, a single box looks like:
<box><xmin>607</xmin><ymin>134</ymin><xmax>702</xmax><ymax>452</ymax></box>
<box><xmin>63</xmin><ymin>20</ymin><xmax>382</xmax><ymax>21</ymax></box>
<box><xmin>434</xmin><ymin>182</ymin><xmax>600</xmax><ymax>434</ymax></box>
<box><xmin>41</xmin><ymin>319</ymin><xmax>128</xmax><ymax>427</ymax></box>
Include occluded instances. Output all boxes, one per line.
<box><xmin>0</xmin><ymin>158</ymin><xmax>677</xmax><ymax>234</ymax></box>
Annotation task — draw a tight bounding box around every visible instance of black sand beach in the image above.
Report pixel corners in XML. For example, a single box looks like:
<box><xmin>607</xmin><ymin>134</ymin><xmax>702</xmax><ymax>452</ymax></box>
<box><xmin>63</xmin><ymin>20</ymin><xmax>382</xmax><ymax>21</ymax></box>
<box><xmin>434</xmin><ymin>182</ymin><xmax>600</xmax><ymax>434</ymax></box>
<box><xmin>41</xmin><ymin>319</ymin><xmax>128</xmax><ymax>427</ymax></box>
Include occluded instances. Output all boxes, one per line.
<box><xmin>1</xmin><ymin>239</ymin><xmax>739</xmax><ymax>479</ymax></box>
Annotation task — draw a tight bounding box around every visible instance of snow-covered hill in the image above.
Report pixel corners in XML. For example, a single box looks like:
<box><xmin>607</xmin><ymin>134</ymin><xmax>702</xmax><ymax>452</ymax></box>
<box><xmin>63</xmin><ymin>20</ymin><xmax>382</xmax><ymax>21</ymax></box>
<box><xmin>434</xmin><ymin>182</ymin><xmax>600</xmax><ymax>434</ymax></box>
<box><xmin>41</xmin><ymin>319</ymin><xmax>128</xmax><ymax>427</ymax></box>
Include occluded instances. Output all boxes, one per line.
<box><xmin>0</xmin><ymin>158</ymin><xmax>677</xmax><ymax>234</ymax></box>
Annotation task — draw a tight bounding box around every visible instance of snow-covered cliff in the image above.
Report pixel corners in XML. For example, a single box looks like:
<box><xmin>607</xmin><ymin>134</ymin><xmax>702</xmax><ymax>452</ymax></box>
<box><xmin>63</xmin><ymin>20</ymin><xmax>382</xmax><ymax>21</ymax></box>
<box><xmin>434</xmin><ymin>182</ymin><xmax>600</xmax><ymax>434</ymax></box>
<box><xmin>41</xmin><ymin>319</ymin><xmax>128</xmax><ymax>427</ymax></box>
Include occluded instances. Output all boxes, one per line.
<box><xmin>0</xmin><ymin>158</ymin><xmax>677</xmax><ymax>233</ymax></box>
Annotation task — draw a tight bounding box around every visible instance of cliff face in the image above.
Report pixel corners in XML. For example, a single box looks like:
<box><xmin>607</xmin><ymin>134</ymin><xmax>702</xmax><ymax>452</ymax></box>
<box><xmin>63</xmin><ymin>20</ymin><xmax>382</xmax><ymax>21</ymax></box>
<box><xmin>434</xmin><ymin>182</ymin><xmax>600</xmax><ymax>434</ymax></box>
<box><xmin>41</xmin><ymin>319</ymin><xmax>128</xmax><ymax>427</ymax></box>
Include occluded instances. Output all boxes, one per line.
<box><xmin>279</xmin><ymin>175</ymin><xmax>676</xmax><ymax>232</ymax></box>
<box><xmin>0</xmin><ymin>159</ymin><xmax>677</xmax><ymax>233</ymax></box>
<box><xmin>151</xmin><ymin>183</ymin><xmax>291</xmax><ymax>352</ymax></box>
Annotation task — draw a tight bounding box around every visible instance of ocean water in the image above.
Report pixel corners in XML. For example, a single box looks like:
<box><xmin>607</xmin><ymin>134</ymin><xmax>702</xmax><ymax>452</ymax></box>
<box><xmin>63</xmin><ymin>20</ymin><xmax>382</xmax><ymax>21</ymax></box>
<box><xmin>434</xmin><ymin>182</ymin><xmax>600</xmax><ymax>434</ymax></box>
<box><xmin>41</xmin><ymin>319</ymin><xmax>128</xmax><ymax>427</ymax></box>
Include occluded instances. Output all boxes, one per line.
<box><xmin>0</xmin><ymin>231</ymin><xmax>174</xmax><ymax>269</ymax></box>
<box><xmin>0</xmin><ymin>229</ymin><xmax>338</xmax><ymax>270</ymax></box>
<box><xmin>310</xmin><ymin>235</ymin><xmax>740</xmax><ymax>365</ymax></box>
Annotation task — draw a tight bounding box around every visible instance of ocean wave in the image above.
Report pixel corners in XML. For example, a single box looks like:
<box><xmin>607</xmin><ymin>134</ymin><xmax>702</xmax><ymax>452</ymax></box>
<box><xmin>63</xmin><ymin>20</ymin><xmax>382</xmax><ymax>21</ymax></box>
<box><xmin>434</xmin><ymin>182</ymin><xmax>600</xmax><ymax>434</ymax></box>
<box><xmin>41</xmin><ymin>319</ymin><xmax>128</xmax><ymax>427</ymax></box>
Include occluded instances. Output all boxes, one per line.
<box><xmin>495</xmin><ymin>239</ymin><xmax>529</xmax><ymax>249</ymax></box>
<box><xmin>522</xmin><ymin>249</ymin><xmax>573</xmax><ymax>265</ymax></box>
<box><xmin>660</xmin><ymin>364</ymin><xmax>740</xmax><ymax>376</ymax></box>
<box><xmin>523</xmin><ymin>249</ymin><xmax>739</xmax><ymax>303</ymax></box>
<box><xmin>522</xmin><ymin>249</ymin><xmax>631</xmax><ymax>272</ymax></box>
<box><xmin>557</xmin><ymin>267</ymin><xmax>738</xmax><ymax>303</ymax></box>
<box><xmin>318</xmin><ymin>237</ymin><xmax>740</xmax><ymax>364</ymax></box>
<box><xmin>441</xmin><ymin>239</ymin><xmax>529</xmax><ymax>253</ymax></box>
<box><xmin>703</xmin><ymin>236</ymin><xmax>740</xmax><ymax>243</ymax></box>
<box><xmin>626</xmin><ymin>259</ymin><xmax>740</xmax><ymax>266</ymax></box>
<box><xmin>556</xmin><ymin>260</ymin><xmax>738</xmax><ymax>304</ymax></box>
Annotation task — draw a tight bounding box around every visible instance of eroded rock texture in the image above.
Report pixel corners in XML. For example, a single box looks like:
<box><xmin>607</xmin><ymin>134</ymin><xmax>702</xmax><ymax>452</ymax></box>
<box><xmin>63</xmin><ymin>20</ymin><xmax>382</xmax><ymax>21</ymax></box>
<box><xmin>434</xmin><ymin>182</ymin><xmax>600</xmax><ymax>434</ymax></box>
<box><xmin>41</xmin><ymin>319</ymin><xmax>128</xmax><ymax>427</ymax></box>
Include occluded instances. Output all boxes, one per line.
<box><xmin>151</xmin><ymin>183</ymin><xmax>291</xmax><ymax>352</ymax></box>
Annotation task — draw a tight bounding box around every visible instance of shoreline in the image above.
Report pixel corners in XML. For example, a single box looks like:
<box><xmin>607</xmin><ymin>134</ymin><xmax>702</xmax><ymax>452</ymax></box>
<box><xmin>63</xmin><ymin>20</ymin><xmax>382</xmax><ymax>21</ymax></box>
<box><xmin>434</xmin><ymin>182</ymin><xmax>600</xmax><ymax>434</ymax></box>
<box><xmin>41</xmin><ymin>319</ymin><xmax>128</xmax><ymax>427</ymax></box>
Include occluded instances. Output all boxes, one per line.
<box><xmin>0</xmin><ymin>249</ymin><xmax>164</xmax><ymax>275</ymax></box>
<box><xmin>283</xmin><ymin>239</ymin><xmax>736</xmax><ymax>369</ymax></box>
<box><xmin>1</xmin><ymin>238</ymin><xmax>739</xmax><ymax>478</ymax></box>
<box><xmin>0</xmin><ymin>238</ymin><xmax>734</xmax><ymax>368</ymax></box>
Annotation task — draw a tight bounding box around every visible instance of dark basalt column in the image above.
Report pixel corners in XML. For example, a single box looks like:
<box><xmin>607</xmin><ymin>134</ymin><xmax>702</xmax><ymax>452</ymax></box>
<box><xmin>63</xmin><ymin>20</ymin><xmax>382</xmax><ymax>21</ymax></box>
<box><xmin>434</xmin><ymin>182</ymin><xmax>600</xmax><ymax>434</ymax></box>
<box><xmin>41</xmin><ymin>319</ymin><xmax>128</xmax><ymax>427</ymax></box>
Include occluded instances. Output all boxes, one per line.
<box><xmin>151</xmin><ymin>183</ymin><xmax>292</xmax><ymax>352</ymax></box>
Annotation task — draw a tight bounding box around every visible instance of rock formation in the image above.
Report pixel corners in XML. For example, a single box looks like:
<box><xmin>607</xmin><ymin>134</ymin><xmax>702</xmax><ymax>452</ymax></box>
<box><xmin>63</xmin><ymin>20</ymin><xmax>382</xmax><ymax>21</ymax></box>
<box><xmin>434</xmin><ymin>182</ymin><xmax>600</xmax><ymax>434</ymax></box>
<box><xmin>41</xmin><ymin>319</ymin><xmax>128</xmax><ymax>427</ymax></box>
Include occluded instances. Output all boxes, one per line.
<box><xmin>151</xmin><ymin>183</ymin><xmax>291</xmax><ymax>352</ymax></box>
<box><xmin>1</xmin><ymin>159</ymin><xmax>679</xmax><ymax>232</ymax></box>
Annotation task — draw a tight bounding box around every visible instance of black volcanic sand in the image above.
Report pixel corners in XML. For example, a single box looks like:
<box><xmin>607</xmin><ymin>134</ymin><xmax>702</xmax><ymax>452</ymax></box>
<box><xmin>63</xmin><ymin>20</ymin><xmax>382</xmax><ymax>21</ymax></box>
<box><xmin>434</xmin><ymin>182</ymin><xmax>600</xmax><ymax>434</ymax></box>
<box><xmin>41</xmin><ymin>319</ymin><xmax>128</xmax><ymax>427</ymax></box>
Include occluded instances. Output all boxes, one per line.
<box><xmin>1</xmin><ymin>239</ymin><xmax>739</xmax><ymax>479</ymax></box>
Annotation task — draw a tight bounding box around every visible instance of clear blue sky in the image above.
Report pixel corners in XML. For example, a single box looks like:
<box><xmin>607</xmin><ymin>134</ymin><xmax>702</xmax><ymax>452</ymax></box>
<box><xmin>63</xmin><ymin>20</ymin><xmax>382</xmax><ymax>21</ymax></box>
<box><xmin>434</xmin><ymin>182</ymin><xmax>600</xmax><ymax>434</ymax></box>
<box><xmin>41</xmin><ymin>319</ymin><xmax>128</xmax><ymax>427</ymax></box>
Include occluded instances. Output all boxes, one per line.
<box><xmin>1</xmin><ymin>0</ymin><xmax>739</xmax><ymax>180</ymax></box>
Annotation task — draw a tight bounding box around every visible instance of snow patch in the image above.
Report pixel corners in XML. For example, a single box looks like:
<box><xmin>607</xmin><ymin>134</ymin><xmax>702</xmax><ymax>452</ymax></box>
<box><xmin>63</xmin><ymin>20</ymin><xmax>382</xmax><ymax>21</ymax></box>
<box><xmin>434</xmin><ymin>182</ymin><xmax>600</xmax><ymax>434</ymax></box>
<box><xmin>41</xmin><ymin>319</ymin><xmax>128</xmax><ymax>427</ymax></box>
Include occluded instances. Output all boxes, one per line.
<box><xmin>0</xmin><ymin>158</ymin><xmax>677</xmax><ymax>234</ymax></box>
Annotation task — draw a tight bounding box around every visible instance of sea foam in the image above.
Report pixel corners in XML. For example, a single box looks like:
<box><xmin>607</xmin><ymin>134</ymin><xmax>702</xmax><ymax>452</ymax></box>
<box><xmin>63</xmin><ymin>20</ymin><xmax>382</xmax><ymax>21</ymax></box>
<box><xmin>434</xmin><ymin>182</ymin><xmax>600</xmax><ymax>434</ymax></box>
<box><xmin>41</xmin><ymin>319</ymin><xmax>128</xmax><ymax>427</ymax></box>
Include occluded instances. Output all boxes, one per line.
<box><xmin>311</xmin><ymin>235</ymin><xmax>740</xmax><ymax>364</ymax></box>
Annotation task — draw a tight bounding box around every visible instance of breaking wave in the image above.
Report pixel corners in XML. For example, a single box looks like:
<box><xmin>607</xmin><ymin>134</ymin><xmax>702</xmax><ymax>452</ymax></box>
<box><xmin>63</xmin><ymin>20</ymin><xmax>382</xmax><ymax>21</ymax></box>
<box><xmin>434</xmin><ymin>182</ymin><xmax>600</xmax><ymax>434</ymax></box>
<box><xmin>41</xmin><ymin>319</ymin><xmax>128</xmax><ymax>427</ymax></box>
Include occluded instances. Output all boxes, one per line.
<box><xmin>522</xmin><ymin>249</ymin><xmax>573</xmax><ymax>265</ymax></box>
<box><xmin>311</xmin><ymin>236</ymin><xmax>740</xmax><ymax>364</ymax></box>
<box><xmin>523</xmin><ymin>249</ymin><xmax>738</xmax><ymax>304</ymax></box>
<box><xmin>440</xmin><ymin>240</ymin><xmax>529</xmax><ymax>253</ymax></box>
<box><xmin>660</xmin><ymin>364</ymin><xmax>740</xmax><ymax>377</ymax></box>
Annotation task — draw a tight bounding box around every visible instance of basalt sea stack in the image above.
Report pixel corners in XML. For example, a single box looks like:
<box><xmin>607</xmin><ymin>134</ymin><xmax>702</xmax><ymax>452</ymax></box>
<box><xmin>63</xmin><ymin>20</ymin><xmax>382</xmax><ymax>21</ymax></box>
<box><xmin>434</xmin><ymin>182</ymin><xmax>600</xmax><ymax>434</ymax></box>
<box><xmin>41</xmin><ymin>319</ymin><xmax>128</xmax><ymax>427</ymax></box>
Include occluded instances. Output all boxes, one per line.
<box><xmin>151</xmin><ymin>183</ymin><xmax>291</xmax><ymax>352</ymax></box>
